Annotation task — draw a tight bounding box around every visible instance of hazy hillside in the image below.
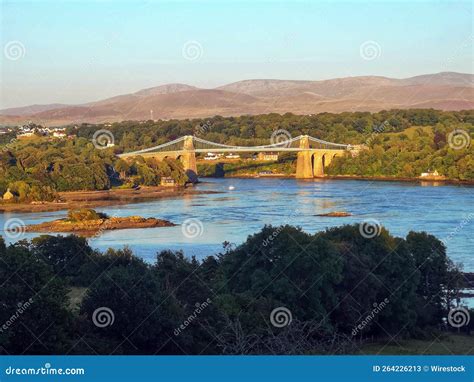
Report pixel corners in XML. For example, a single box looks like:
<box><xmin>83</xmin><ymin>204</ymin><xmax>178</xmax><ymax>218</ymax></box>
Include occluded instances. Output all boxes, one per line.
<box><xmin>1</xmin><ymin>72</ymin><xmax>473</xmax><ymax>126</ymax></box>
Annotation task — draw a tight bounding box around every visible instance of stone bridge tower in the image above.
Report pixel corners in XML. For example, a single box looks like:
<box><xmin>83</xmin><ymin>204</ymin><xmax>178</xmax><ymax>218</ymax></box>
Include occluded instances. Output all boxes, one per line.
<box><xmin>296</xmin><ymin>135</ymin><xmax>314</xmax><ymax>179</ymax></box>
<box><xmin>181</xmin><ymin>135</ymin><xmax>198</xmax><ymax>179</ymax></box>
<box><xmin>295</xmin><ymin>135</ymin><xmax>328</xmax><ymax>178</ymax></box>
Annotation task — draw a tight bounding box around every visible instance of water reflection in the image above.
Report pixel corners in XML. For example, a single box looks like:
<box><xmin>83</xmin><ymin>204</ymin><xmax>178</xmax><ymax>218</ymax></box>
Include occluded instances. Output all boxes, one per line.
<box><xmin>0</xmin><ymin>178</ymin><xmax>472</xmax><ymax>272</ymax></box>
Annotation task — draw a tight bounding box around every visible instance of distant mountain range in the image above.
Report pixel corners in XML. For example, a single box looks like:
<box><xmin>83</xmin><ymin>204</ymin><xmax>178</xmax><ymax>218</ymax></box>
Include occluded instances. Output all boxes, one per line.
<box><xmin>1</xmin><ymin>72</ymin><xmax>473</xmax><ymax>126</ymax></box>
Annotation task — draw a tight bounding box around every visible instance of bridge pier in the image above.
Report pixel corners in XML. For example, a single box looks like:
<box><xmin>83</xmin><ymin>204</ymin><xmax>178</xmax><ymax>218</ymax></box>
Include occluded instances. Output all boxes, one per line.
<box><xmin>181</xmin><ymin>152</ymin><xmax>197</xmax><ymax>176</ymax></box>
<box><xmin>296</xmin><ymin>136</ymin><xmax>315</xmax><ymax>179</ymax></box>
<box><xmin>296</xmin><ymin>151</ymin><xmax>314</xmax><ymax>178</ymax></box>
<box><xmin>312</xmin><ymin>153</ymin><xmax>324</xmax><ymax>177</ymax></box>
<box><xmin>182</xmin><ymin>135</ymin><xmax>198</xmax><ymax>181</ymax></box>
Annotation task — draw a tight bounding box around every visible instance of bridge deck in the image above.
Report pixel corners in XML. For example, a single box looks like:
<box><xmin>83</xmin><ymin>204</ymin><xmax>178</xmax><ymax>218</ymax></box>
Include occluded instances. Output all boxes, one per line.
<box><xmin>118</xmin><ymin>147</ymin><xmax>348</xmax><ymax>158</ymax></box>
<box><xmin>117</xmin><ymin>135</ymin><xmax>354</xmax><ymax>158</ymax></box>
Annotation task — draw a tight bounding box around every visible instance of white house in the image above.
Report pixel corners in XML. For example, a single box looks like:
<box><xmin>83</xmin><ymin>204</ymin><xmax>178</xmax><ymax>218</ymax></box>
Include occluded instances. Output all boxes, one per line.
<box><xmin>53</xmin><ymin>131</ymin><xmax>67</xmax><ymax>138</ymax></box>
<box><xmin>420</xmin><ymin>170</ymin><xmax>440</xmax><ymax>177</ymax></box>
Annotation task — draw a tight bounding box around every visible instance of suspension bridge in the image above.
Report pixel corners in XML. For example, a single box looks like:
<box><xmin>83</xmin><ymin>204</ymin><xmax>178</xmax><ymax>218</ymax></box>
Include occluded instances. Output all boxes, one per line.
<box><xmin>118</xmin><ymin>135</ymin><xmax>360</xmax><ymax>179</ymax></box>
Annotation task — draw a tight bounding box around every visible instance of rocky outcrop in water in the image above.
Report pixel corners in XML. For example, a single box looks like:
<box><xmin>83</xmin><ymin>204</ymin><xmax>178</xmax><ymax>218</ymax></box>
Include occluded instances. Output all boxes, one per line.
<box><xmin>21</xmin><ymin>215</ymin><xmax>175</xmax><ymax>236</ymax></box>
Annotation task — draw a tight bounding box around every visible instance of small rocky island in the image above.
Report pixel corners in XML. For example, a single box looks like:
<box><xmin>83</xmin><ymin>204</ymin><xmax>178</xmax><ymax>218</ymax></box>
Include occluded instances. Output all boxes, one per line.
<box><xmin>21</xmin><ymin>208</ymin><xmax>175</xmax><ymax>236</ymax></box>
<box><xmin>316</xmin><ymin>211</ymin><xmax>352</xmax><ymax>217</ymax></box>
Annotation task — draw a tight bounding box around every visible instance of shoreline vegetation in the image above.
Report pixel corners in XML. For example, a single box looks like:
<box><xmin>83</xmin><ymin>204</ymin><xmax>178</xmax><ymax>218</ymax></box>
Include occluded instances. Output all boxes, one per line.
<box><xmin>1</xmin><ymin>110</ymin><xmax>472</xmax><ymax>208</ymax></box>
<box><xmin>202</xmin><ymin>172</ymin><xmax>474</xmax><ymax>185</ymax></box>
<box><xmin>19</xmin><ymin>208</ymin><xmax>175</xmax><ymax>236</ymax></box>
<box><xmin>1</xmin><ymin>223</ymin><xmax>472</xmax><ymax>355</ymax></box>
<box><xmin>0</xmin><ymin>186</ymin><xmax>219</xmax><ymax>213</ymax></box>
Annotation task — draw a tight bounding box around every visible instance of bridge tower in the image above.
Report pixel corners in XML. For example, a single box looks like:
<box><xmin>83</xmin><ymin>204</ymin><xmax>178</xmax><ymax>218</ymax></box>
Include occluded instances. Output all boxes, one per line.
<box><xmin>180</xmin><ymin>135</ymin><xmax>197</xmax><ymax>181</ymax></box>
<box><xmin>296</xmin><ymin>135</ymin><xmax>314</xmax><ymax>179</ymax></box>
<box><xmin>181</xmin><ymin>135</ymin><xmax>198</xmax><ymax>180</ymax></box>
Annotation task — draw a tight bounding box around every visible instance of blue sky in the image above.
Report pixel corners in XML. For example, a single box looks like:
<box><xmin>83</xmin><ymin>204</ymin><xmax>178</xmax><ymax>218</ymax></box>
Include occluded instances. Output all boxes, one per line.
<box><xmin>1</xmin><ymin>0</ymin><xmax>472</xmax><ymax>108</ymax></box>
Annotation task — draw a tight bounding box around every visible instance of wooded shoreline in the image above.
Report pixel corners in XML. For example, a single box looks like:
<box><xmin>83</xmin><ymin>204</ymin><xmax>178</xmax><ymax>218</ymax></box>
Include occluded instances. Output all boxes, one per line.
<box><xmin>0</xmin><ymin>186</ymin><xmax>220</xmax><ymax>213</ymax></box>
<box><xmin>204</xmin><ymin>173</ymin><xmax>474</xmax><ymax>185</ymax></box>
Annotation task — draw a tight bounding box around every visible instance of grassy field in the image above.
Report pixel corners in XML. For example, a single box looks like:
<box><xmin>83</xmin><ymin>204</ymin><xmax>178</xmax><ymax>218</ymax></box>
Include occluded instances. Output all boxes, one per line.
<box><xmin>359</xmin><ymin>333</ymin><xmax>473</xmax><ymax>355</ymax></box>
<box><xmin>68</xmin><ymin>286</ymin><xmax>87</xmax><ymax>311</ymax></box>
<box><xmin>386</xmin><ymin>125</ymin><xmax>433</xmax><ymax>139</ymax></box>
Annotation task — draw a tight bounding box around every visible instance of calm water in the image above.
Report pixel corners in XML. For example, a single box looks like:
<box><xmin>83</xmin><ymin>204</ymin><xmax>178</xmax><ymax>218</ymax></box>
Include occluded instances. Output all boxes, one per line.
<box><xmin>1</xmin><ymin>178</ymin><xmax>473</xmax><ymax>271</ymax></box>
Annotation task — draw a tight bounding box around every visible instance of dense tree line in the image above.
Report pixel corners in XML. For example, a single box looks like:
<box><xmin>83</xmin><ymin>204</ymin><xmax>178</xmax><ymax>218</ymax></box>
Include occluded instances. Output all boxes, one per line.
<box><xmin>327</xmin><ymin>125</ymin><xmax>474</xmax><ymax>180</ymax></box>
<box><xmin>0</xmin><ymin>138</ymin><xmax>187</xmax><ymax>202</ymax></box>
<box><xmin>71</xmin><ymin>109</ymin><xmax>474</xmax><ymax>150</ymax></box>
<box><xmin>1</xmin><ymin>109</ymin><xmax>473</xmax><ymax>200</ymax></box>
<box><xmin>71</xmin><ymin>109</ymin><xmax>473</xmax><ymax>180</ymax></box>
<box><xmin>0</xmin><ymin>224</ymin><xmax>469</xmax><ymax>355</ymax></box>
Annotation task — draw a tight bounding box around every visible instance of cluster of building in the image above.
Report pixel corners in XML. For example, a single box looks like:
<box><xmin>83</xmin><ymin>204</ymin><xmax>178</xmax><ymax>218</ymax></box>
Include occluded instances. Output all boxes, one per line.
<box><xmin>160</xmin><ymin>176</ymin><xmax>176</xmax><ymax>187</ymax></box>
<box><xmin>15</xmin><ymin>124</ymin><xmax>71</xmax><ymax>139</ymax></box>
<box><xmin>0</xmin><ymin>127</ymin><xmax>13</xmax><ymax>135</ymax></box>
<box><xmin>257</xmin><ymin>152</ymin><xmax>278</xmax><ymax>161</ymax></box>
<box><xmin>419</xmin><ymin>169</ymin><xmax>445</xmax><ymax>180</ymax></box>
<box><xmin>202</xmin><ymin>152</ymin><xmax>279</xmax><ymax>161</ymax></box>
<box><xmin>203</xmin><ymin>152</ymin><xmax>240</xmax><ymax>160</ymax></box>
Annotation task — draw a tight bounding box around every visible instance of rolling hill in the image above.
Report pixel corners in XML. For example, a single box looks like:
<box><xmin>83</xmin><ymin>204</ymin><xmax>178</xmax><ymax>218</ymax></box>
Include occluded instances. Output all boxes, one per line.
<box><xmin>1</xmin><ymin>72</ymin><xmax>472</xmax><ymax>126</ymax></box>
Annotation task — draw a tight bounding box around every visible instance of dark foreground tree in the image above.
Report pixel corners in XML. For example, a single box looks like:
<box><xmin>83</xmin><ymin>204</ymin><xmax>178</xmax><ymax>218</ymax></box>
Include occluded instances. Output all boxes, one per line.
<box><xmin>80</xmin><ymin>265</ymin><xmax>184</xmax><ymax>354</ymax></box>
<box><xmin>0</xmin><ymin>223</ymin><xmax>466</xmax><ymax>355</ymax></box>
<box><xmin>30</xmin><ymin>235</ymin><xmax>95</xmax><ymax>285</ymax></box>
<box><xmin>0</xmin><ymin>238</ymin><xmax>72</xmax><ymax>354</ymax></box>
